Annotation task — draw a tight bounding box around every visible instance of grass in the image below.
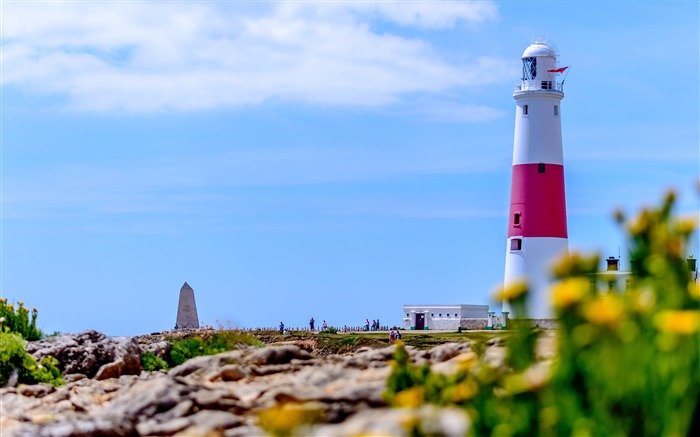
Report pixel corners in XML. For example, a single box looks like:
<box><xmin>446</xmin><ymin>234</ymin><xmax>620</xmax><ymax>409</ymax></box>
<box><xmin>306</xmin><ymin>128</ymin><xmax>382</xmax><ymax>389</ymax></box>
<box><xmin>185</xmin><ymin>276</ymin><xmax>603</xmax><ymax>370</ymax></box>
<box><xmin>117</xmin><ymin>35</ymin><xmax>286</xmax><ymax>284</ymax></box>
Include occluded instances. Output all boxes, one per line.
<box><xmin>238</xmin><ymin>329</ymin><xmax>509</xmax><ymax>357</ymax></box>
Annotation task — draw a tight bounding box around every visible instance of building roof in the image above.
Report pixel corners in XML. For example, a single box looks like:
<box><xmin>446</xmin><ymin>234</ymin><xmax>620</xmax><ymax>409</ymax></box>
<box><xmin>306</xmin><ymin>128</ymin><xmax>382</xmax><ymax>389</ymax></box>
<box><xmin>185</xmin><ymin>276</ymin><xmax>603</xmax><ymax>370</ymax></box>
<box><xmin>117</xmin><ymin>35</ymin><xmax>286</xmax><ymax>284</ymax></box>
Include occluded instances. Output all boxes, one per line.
<box><xmin>522</xmin><ymin>41</ymin><xmax>557</xmax><ymax>59</ymax></box>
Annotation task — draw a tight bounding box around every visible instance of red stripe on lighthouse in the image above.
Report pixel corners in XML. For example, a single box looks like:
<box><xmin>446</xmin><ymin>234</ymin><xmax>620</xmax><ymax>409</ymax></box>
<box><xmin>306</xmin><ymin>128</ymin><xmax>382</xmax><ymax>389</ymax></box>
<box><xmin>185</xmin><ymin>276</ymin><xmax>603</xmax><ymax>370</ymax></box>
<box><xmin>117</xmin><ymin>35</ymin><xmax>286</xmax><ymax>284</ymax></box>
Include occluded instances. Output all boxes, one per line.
<box><xmin>507</xmin><ymin>163</ymin><xmax>567</xmax><ymax>238</ymax></box>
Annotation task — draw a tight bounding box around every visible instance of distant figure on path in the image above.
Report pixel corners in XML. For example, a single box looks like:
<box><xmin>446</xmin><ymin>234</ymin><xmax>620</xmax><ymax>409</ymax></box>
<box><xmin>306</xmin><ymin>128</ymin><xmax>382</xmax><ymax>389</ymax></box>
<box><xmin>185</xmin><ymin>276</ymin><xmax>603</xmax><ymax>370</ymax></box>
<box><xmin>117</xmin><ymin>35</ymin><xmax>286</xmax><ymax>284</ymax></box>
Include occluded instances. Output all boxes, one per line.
<box><xmin>279</xmin><ymin>322</ymin><xmax>284</xmax><ymax>334</ymax></box>
<box><xmin>364</xmin><ymin>319</ymin><xmax>370</xmax><ymax>331</ymax></box>
<box><xmin>396</xmin><ymin>330</ymin><xmax>402</xmax><ymax>340</ymax></box>
<box><xmin>322</xmin><ymin>320</ymin><xmax>328</xmax><ymax>331</ymax></box>
<box><xmin>310</xmin><ymin>318</ymin><xmax>315</xmax><ymax>331</ymax></box>
<box><xmin>377</xmin><ymin>319</ymin><xmax>380</xmax><ymax>331</ymax></box>
<box><xmin>390</xmin><ymin>330</ymin><xmax>395</xmax><ymax>341</ymax></box>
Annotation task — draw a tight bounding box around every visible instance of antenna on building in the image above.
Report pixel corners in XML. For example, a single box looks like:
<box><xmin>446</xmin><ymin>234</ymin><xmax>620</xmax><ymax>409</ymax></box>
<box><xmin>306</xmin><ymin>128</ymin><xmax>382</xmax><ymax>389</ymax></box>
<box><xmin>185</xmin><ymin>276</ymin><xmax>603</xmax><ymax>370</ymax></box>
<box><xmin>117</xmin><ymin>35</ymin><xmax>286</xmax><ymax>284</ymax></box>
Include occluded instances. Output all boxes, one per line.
<box><xmin>618</xmin><ymin>246</ymin><xmax>621</xmax><ymax>266</ymax></box>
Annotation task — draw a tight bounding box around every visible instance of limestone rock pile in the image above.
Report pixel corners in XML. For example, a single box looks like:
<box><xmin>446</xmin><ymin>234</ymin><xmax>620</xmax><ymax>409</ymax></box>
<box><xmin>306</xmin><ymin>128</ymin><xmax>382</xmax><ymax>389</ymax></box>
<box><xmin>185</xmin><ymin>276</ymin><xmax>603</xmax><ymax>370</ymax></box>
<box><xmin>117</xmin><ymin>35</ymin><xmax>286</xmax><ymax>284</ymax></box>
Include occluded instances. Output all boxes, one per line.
<box><xmin>0</xmin><ymin>332</ymin><xmax>520</xmax><ymax>436</ymax></box>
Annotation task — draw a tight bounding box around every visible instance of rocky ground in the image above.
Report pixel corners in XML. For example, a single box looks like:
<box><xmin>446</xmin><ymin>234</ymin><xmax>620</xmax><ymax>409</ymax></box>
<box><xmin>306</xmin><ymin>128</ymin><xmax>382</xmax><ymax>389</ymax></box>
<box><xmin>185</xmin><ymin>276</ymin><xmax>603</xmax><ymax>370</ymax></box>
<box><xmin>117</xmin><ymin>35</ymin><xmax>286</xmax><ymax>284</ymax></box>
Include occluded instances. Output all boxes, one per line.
<box><xmin>0</xmin><ymin>330</ymin><xmax>555</xmax><ymax>436</ymax></box>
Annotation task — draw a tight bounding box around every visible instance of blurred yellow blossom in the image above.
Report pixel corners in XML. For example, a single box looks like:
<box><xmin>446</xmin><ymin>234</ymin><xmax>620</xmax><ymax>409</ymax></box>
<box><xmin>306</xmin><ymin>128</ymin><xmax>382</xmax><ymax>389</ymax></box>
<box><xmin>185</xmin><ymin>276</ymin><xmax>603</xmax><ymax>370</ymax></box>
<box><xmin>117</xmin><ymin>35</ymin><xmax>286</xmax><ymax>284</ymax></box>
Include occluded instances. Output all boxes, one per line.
<box><xmin>582</xmin><ymin>296</ymin><xmax>625</xmax><ymax>328</ymax></box>
<box><xmin>551</xmin><ymin>252</ymin><xmax>600</xmax><ymax>278</ymax></box>
<box><xmin>673</xmin><ymin>215</ymin><xmax>697</xmax><ymax>235</ymax></box>
<box><xmin>493</xmin><ymin>280</ymin><xmax>528</xmax><ymax>302</ymax></box>
<box><xmin>258</xmin><ymin>402</ymin><xmax>323</xmax><ymax>436</ymax></box>
<box><xmin>654</xmin><ymin>310</ymin><xmax>699</xmax><ymax>335</ymax></box>
<box><xmin>393</xmin><ymin>387</ymin><xmax>425</xmax><ymax>408</ymax></box>
<box><xmin>449</xmin><ymin>380</ymin><xmax>479</xmax><ymax>403</ymax></box>
<box><xmin>551</xmin><ymin>278</ymin><xmax>589</xmax><ymax>309</ymax></box>
<box><xmin>689</xmin><ymin>283</ymin><xmax>700</xmax><ymax>300</ymax></box>
<box><xmin>628</xmin><ymin>210</ymin><xmax>650</xmax><ymax>236</ymax></box>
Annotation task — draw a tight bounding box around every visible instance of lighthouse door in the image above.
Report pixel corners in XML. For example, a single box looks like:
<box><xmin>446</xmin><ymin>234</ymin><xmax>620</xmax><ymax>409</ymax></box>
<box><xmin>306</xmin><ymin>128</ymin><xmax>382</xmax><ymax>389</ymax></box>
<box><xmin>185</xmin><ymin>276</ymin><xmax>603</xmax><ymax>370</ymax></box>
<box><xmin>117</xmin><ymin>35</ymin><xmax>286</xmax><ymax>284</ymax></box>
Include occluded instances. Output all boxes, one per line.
<box><xmin>415</xmin><ymin>313</ymin><xmax>425</xmax><ymax>330</ymax></box>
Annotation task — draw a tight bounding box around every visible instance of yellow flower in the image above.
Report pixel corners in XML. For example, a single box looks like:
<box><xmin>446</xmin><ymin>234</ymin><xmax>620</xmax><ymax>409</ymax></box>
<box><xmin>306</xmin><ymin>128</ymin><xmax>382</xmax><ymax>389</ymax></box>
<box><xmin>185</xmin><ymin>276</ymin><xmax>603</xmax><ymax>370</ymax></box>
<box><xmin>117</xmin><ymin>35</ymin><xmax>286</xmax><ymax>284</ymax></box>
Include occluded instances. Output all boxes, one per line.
<box><xmin>551</xmin><ymin>278</ymin><xmax>589</xmax><ymax>309</ymax></box>
<box><xmin>673</xmin><ymin>215</ymin><xmax>697</xmax><ymax>235</ymax></box>
<box><xmin>654</xmin><ymin>310</ymin><xmax>699</xmax><ymax>335</ymax></box>
<box><xmin>493</xmin><ymin>280</ymin><xmax>528</xmax><ymax>302</ymax></box>
<box><xmin>582</xmin><ymin>296</ymin><xmax>625</xmax><ymax>328</ymax></box>
<box><xmin>258</xmin><ymin>402</ymin><xmax>323</xmax><ymax>436</ymax></box>
<box><xmin>628</xmin><ymin>210</ymin><xmax>650</xmax><ymax>236</ymax></box>
<box><xmin>393</xmin><ymin>387</ymin><xmax>425</xmax><ymax>408</ymax></box>
<box><xmin>689</xmin><ymin>283</ymin><xmax>700</xmax><ymax>300</ymax></box>
<box><xmin>448</xmin><ymin>380</ymin><xmax>479</xmax><ymax>403</ymax></box>
<box><xmin>551</xmin><ymin>252</ymin><xmax>600</xmax><ymax>278</ymax></box>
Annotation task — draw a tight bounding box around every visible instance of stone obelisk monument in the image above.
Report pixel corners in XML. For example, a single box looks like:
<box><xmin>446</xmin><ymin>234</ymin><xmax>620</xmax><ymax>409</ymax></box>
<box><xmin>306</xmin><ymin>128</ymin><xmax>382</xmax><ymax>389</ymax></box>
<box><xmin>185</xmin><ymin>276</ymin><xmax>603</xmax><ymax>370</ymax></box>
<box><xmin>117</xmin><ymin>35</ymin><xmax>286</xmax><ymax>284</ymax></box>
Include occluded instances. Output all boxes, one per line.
<box><xmin>176</xmin><ymin>282</ymin><xmax>199</xmax><ymax>329</ymax></box>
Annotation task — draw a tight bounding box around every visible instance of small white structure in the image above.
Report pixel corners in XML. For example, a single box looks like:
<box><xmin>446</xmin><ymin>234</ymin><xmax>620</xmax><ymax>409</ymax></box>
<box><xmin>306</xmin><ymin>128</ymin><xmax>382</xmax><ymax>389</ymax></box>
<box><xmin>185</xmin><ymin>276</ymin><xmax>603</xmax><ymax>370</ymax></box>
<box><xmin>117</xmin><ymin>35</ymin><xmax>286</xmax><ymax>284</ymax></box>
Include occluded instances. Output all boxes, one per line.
<box><xmin>591</xmin><ymin>256</ymin><xmax>632</xmax><ymax>293</ymax></box>
<box><xmin>403</xmin><ymin>304</ymin><xmax>489</xmax><ymax>330</ymax></box>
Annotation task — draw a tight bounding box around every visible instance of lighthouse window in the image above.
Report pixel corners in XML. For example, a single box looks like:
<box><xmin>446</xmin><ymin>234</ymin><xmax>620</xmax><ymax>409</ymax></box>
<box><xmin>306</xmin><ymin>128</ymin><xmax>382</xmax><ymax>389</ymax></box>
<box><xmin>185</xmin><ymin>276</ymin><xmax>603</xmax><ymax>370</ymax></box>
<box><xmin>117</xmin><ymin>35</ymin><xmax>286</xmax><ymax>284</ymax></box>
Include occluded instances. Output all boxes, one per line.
<box><xmin>523</xmin><ymin>105</ymin><xmax>529</xmax><ymax>115</ymax></box>
<box><xmin>554</xmin><ymin>105</ymin><xmax>559</xmax><ymax>116</ymax></box>
<box><xmin>513</xmin><ymin>213</ymin><xmax>521</xmax><ymax>225</ymax></box>
<box><xmin>538</xmin><ymin>163</ymin><xmax>546</xmax><ymax>173</ymax></box>
<box><xmin>523</xmin><ymin>57</ymin><xmax>536</xmax><ymax>80</ymax></box>
<box><xmin>510</xmin><ymin>238</ymin><xmax>522</xmax><ymax>251</ymax></box>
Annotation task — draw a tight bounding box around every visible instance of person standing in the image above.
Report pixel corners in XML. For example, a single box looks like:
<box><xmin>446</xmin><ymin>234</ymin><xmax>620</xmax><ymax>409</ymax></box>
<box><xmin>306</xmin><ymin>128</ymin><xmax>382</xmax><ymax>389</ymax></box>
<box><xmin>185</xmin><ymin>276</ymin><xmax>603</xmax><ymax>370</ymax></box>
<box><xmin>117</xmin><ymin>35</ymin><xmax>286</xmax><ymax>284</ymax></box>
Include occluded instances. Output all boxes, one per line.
<box><xmin>310</xmin><ymin>317</ymin><xmax>315</xmax><ymax>331</ymax></box>
<box><xmin>279</xmin><ymin>322</ymin><xmax>284</xmax><ymax>334</ymax></box>
<box><xmin>322</xmin><ymin>320</ymin><xmax>328</xmax><ymax>331</ymax></box>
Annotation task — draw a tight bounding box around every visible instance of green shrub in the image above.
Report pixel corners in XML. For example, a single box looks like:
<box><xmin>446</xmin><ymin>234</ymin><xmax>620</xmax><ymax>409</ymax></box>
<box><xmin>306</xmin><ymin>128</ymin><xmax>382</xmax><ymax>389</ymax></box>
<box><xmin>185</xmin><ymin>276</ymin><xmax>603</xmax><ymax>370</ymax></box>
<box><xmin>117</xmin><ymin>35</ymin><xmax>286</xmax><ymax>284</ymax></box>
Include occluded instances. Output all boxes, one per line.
<box><xmin>0</xmin><ymin>299</ymin><xmax>43</xmax><ymax>340</ymax></box>
<box><xmin>385</xmin><ymin>191</ymin><xmax>699</xmax><ymax>436</ymax></box>
<box><xmin>167</xmin><ymin>330</ymin><xmax>263</xmax><ymax>366</ymax></box>
<box><xmin>0</xmin><ymin>332</ymin><xmax>63</xmax><ymax>387</ymax></box>
<box><xmin>320</xmin><ymin>327</ymin><xmax>338</xmax><ymax>334</ymax></box>
<box><xmin>141</xmin><ymin>351</ymin><xmax>169</xmax><ymax>371</ymax></box>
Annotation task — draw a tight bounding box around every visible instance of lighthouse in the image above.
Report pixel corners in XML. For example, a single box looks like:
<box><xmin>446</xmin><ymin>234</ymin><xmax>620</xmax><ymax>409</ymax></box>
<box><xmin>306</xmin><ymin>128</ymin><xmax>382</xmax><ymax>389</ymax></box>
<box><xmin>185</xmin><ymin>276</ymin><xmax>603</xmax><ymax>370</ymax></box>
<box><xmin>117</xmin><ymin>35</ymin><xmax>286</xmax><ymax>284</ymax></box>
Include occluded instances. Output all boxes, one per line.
<box><xmin>503</xmin><ymin>39</ymin><xmax>568</xmax><ymax>318</ymax></box>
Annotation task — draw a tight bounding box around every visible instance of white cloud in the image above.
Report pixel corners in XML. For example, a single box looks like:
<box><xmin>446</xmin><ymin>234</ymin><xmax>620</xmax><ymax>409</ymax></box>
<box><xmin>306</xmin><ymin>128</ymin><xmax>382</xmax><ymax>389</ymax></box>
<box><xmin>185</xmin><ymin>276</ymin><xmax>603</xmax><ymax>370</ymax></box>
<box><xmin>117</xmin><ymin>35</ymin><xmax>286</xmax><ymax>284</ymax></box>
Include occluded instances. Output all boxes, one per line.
<box><xmin>1</xmin><ymin>0</ymin><xmax>509</xmax><ymax>113</ymax></box>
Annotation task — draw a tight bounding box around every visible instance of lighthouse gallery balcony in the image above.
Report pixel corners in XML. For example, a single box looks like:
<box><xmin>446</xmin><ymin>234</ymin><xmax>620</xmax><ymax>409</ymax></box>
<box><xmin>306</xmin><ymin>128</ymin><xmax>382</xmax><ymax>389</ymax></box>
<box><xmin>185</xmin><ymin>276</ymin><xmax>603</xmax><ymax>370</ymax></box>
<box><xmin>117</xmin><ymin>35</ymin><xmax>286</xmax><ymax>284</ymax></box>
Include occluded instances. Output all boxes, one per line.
<box><xmin>514</xmin><ymin>80</ymin><xmax>564</xmax><ymax>93</ymax></box>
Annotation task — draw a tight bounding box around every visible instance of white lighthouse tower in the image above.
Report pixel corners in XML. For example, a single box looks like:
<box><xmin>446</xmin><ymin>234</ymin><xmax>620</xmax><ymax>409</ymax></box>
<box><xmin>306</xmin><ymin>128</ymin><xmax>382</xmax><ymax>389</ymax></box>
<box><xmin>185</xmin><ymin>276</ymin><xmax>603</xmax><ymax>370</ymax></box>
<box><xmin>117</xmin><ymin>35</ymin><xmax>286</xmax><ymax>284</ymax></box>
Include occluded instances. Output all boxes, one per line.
<box><xmin>503</xmin><ymin>39</ymin><xmax>568</xmax><ymax>318</ymax></box>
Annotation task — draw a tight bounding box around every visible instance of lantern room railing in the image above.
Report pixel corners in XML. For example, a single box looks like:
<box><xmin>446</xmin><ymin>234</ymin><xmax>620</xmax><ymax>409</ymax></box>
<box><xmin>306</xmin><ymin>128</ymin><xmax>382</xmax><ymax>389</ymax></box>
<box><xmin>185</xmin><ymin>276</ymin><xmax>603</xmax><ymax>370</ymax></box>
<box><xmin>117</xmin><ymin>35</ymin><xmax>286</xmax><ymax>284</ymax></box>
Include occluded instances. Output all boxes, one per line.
<box><xmin>514</xmin><ymin>80</ymin><xmax>564</xmax><ymax>93</ymax></box>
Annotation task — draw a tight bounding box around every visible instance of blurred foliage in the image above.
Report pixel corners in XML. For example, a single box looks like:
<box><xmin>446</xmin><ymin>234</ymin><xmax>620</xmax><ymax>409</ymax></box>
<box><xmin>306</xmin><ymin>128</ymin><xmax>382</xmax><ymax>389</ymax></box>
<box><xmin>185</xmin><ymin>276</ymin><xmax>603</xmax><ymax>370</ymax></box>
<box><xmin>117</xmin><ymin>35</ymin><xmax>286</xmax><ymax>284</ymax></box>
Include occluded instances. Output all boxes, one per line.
<box><xmin>0</xmin><ymin>332</ymin><xmax>63</xmax><ymax>387</ymax></box>
<box><xmin>0</xmin><ymin>299</ymin><xmax>44</xmax><ymax>341</ymax></box>
<box><xmin>385</xmin><ymin>191</ymin><xmax>699</xmax><ymax>436</ymax></box>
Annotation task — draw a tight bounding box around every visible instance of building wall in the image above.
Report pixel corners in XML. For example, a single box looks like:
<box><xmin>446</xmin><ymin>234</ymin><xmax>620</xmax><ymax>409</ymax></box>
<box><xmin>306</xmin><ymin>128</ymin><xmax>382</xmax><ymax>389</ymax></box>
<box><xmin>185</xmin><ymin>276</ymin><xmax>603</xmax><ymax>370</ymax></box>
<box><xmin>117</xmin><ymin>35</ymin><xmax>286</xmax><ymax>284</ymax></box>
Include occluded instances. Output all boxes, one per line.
<box><xmin>403</xmin><ymin>304</ymin><xmax>488</xmax><ymax>330</ymax></box>
<box><xmin>461</xmin><ymin>318</ymin><xmax>489</xmax><ymax>330</ymax></box>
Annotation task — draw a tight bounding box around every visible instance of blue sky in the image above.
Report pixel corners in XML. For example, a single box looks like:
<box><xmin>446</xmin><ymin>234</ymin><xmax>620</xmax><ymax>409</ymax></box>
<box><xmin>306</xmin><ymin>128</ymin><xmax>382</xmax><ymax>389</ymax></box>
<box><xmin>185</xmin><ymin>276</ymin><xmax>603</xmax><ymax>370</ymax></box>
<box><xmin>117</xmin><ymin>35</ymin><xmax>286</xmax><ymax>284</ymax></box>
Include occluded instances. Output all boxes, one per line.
<box><xmin>1</xmin><ymin>0</ymin><xmax>698</xmax><ymax>336</ymax></box>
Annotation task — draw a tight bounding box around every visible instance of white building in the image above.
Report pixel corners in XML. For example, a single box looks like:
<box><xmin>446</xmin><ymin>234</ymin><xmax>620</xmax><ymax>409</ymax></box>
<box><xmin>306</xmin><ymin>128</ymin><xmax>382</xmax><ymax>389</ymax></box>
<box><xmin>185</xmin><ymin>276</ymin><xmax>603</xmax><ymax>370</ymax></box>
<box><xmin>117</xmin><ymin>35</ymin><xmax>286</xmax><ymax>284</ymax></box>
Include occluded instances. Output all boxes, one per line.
<box><xmin>591</xmin><ymin>256</ymin><xmax>632</xmax><ymax>293</ymax></box>
<box><xmin>403</xmin><ymin>304</ymin><xmax>489</xmax><ymax>330</ymax></box>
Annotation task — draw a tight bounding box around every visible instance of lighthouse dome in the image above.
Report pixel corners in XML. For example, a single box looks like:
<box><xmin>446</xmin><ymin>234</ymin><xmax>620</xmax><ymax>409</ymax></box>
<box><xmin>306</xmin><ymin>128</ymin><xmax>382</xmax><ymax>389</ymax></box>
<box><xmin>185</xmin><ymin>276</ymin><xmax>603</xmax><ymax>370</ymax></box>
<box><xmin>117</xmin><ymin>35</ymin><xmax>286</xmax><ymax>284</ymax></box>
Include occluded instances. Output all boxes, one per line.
<box><xmin>522</xmin><ymin>41</ymin><xmax>556</xmax><ymax>59</ymax></box>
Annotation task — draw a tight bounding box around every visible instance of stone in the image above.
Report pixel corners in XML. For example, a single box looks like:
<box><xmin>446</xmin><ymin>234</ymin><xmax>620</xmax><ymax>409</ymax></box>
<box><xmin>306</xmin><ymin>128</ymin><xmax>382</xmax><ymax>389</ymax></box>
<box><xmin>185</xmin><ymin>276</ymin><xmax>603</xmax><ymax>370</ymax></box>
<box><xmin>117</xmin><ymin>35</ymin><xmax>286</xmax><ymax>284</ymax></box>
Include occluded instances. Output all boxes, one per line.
<box><xmin>168</xmin><ymin>350</ymin><xmax>244</xmax><ymax>378</ymax></box>
<box><xmin>143</xmin><ymin>340</ymin><xmax>173</xmax><ymax>359</ymax></box>
<box><xmin>430</xmin><ymin>342</ymin><xmax>472</xmax><ymax>363</ymax></box>
<box><xmin>209</xmin><ymin>364</ymin><xmax>247</xmax><ymax>382</ymax></box>
<box><xmin>176</xmin><ymin>282</ymin><xmax>200</xmax><ymax>329</ymax></box>
<box><xmin>309</xmin><ymin>405</ymin><xmax>470</xmax><ymax>437</ymax></box>
<box><xmin>17</xmin><ymin>383</ymin><xmax>54</xmax><ymax>398</ymax></box>
<box><xmin>26</xmin><ymin>331</ymin><xmax>143</xmax><ymax>379</ymax></box>
<box><xmin>244</xmin><ymin>345</ymin><xmax>312</xmax><ymax>366</ymax></box>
